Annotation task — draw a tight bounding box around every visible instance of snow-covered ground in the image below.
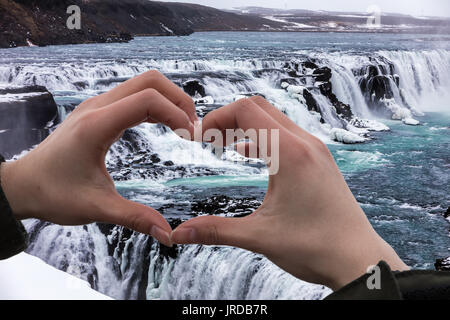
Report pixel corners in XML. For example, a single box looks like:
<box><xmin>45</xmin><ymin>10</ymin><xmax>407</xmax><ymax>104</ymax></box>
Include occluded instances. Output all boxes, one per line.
<box><xmin>0</xmin><ymin>253</ymin><xmax>112</xmax><ymax>300</ymax></box>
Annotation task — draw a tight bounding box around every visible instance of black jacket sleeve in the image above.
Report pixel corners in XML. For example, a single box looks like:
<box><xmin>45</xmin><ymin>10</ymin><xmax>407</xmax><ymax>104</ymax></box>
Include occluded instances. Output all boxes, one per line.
<box><xmin>0</xmin><ymin>155</ymin><xmax>28</xmax><ymax>260</ymax></box>
<box><xmin>326</xmin><ymin>260</ymin><xmax>450</xmax><ymax>300</ymax></box>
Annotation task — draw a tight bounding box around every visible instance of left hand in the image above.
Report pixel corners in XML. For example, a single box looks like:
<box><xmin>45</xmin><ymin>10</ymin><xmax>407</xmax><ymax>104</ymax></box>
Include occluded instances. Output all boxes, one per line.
<box><xmin>171</xmin><ymin>96</ymin><xmax>408</xmax><ymax>290</ymax></box>
<box><xmin>0</xmin><ymin>70</ymin><xmax>197</xmax><ymax>247</ymax></box>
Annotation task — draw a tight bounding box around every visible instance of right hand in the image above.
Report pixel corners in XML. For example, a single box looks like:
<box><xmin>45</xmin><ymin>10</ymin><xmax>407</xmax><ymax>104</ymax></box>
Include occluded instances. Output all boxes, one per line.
<box><xmin>171</xmin><ymin>96</ymin><xmax>409</xmax><ymax>290</ymax></box>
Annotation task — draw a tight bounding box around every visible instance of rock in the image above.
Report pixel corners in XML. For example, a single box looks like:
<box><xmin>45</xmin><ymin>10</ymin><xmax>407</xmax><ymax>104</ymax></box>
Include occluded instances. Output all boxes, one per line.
<box><xmin>367</xmin><ymin>75</ymin><xmax>394</xmax><ymax>102</ymax></box>
<box><xmin>435</xmin><ymin>257</ymin><xmax>450</xmax><ymax>271</ymax></box>
<box><xmin>302</xmin><ymin>61</ymin><xmax>319</xmax><ymax>70</ymax></box>
<box><xmin>0</xmin><ymin>128</ymin><xmax>50</xmax><ymax>159</ymax></box>
<box><xmin>163</xmin><ymin>160</ymin><xmax>174</xmax><ymax>167</ymax></box>
<box><xmin>358</xmin><ymin>58</ymin><xmax>417</xmax><ymax>120</ymax></box>
<box><xmin>283</xmin><ymin>61</ymin><xmax>300</xmax><ymax>72</ymax></box>
<box><xmin>182</xmin><ymin>80</ymin><xmax>206</xmax><ymax>97</ymax></box>
<box><xmin>191</xmin><ymin>195</ymin><xmax>261</xmax><ymax>217</ymax></box>
<box><xmin>196</xmin><ymin>104</ymin><xmax>222</xmax><ymax>118</ymax></box>
<box><xmin>303</xmin><ymin>89</ymin><xmax>320</xmax><ymax>114</ymax></box>
<box><xmin>0</xmin><ymin>86</ymin><xmax>58</xmax><ymax>158</ymax></box>
<box><xmin>366</xmin><ymin>65</ymin><xmax>379</xmax><ymax>78</ymax></box>
<box><xmin>120</xmin><ymin>129</ymin><xmax>150</xmax><ymax>154</ymax></box>
<box><xmin>444</xmin><ymin>207</ymin><xmax>450</xmax><ymax>219</ymax></box>
<box><xmin>313</xmin><ymin>67</ymin><xmax>332</xmax><ymax>82</ymax></box>
<box><xmin>393</xmin><ymin>74</ymin><xmax>400</xmax><ymax>87</ymax></box>
<box><xmin>287</xmin><ymin>70</ymin><xmax>299</xmax><ymax>78</ymax></box>
<box><xmin>158</xmin><ymin>243</ymin><xmax>178</xmax><ymax>260</ymax></box>
<box><xmin>0</xmin><ymin>86</ymin><xmax>58</xmax><ymax>130</ymax></box>
<box><xmin>150</xmin><ymin>154</ymin><xmax>161</xmax><ymax>164</ymax></box>
<box><xmin>318</xmin><ymin>82</ymin><xmax>353</xmax><ymax>121</ymax></box>
<box><xmin>194</xmin><ymin>96</ymin><xmax>214</xmax><ymax>105</ymax></box>
<box><xmin>158</xmin><ymin>218</ymin><xmax>185</xmax><ymax>260</ymax></box>
<box><xmin>333</xmin><ymin>101</ymin><xmax>353</xmax><ymax>121</ymax></box>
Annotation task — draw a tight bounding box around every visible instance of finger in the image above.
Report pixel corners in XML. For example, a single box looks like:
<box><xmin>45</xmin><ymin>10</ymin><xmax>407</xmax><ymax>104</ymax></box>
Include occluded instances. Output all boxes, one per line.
<box><xmin>96</xmin><ymin>88</ymin><xmax>194</xmax><ymax>143</ymax></box>
<box><xmin>171</xmin><ymin>215</ymin><xmax>262</xmax><ymax>253</ymax></box>
<box><xmin>199</xmin><ymin>98</ymin><xmax>295</xmax><ymax>168</ymax></box>
<box><xmin>248</xmin><ymin>96</ymin><xmax>312</xmax><ymax>140</ymax></box>
<box><xmin>234</xmin><ymin>141</ymin><xmax>260</xmax><ymax>158</ymax></box>
<box><xmin>85</xmin><ymin>70</ymin><xmax>198</xmax><ymax>123</ymax></box>
<box><xmin>106</xmin><ymin>196</ymin><xmax>173</xmax><ymax>247</ymax></box>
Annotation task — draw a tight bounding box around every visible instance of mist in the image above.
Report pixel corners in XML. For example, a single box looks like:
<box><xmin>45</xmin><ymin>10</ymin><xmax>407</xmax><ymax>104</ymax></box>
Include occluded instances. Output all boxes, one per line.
<box><xmin>161</xmin><ymin>0</ymin><xmax>450</xmax><ymax>18</ymax></box>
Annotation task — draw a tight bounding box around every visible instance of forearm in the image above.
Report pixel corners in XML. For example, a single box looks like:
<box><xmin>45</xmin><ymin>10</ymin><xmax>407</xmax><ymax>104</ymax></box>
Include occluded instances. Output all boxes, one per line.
<box><xmin>0</xmin><ymin>159</ymin><xmax>36</xmax><ymax>221</ymax></box>
<box><xmin>0</xmin><ymin>157</ymin><xmax>28</xmax><ymax>260</ymax></box>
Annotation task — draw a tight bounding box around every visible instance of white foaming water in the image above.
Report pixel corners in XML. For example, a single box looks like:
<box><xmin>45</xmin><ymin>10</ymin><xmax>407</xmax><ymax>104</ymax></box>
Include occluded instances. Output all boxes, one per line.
<box><xmin>149</xmin><ymin>245</ymin><xmax>331</xmax><ymax>300</ymax></box>
<box><xmin>23</xmin><ymin>220</ymin><xmax>123</xmax><ymax>298</ymax></box>
<box><xmin>7</xmin><ymin>47</ymin><xmax>449</xmax><ymax>300</ymax></box>
<box><xmin>331</xmin><ymin>64</ymin><xmax>371</xmax><ymax>118</ymax></box>
<box><xmin>380</xmin><ymin>50</ymin><xmax>450</xmax><ymax>112</ymax></box>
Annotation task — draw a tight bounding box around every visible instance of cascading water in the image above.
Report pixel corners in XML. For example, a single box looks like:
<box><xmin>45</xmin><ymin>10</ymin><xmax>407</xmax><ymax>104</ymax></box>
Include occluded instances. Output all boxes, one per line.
<box><xmin>1</xmin><ymin>32</ymin><xmax>449</xmax><ymax>300</ymax></box>
<box><xmin>380</xmin><ymin>50</ymin><xmax>450</xmax><ymax>112</ymax></box>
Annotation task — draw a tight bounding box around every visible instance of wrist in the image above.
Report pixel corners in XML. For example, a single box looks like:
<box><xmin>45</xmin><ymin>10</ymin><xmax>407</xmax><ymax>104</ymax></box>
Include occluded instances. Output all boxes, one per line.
<box><xmin>325</xmin><ymin>232</ymin><xmax>409</xmax><ymax>291</ymax></box>
<box><xmin>0</xmin><ymin>160</ymin><xmax>35</xmax><ymax>220</ymax></box>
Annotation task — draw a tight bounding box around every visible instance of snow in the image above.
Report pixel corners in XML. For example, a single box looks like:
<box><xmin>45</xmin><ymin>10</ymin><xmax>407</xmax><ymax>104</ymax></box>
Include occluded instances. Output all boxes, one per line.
<box><xmin>287</xmin><ymin>85</ymin><xmax>306</xmax><ymax>95</ymax></box>
<box><xmin>382</xmin><ymin>98</ymin><xmax>415</xmax><ymax>121</ymax></box>
<box><xmin>195</xmin><ymin>96</ymin><xmax>215</xmax><ymax>104</ymax></box>
<box><xmin>264</xmin><ymin>16</ymin><xmax>314</xmax><ymax>29</ymax></box>
<box><xmin>26</xmin><ymin>39</ymin><xmax>37</xmax><ymax>47</ymax></box>
<box><xmin>402</xmin><ymin>118</ymin><xmax>420</xmax><ymax>126</ymax></box>
<box><xmin>0</xmin><ymin>92</ymin><xmax>43</xmax><ymax>102</ymax></box>
<box><xmin>329</xmin><ymin>128</ymin><xmax>366</xmax><ymax>144</ymax></box>
<box><xmin>160</xmin><ymin>23</ymin><xmax>174</xmax><ymax>34</ymax></box>
<box><xmin>349</xmin><ymin>118</ymin><xmax>390</xmax><ymax>132</ymax></box>
<box><xmin>280</xmin><ymin>82</ymin><xmax>290</xmax><ymax>89</ymax></box>
<box><xmin>338</xmin><ymin>14</ymin><xmax>368</xmax><ymax>19</ymax></box>
<box><xmin>0</xmin><ymin>253</ymin><xmax>112</xmax><ymax>300</ymax></box>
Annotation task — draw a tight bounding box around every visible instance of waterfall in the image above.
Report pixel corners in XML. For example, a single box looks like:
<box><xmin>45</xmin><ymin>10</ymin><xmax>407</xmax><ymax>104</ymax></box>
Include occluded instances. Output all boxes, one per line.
<box><xmin>330</xmin><ymin>64</ymin><xmax>370</xmax><ymax>118</ymax></box>
<box><xmin>3</xmin><ymin>47</ymin><xmax>450</xmax><ymax>300</ymax></box>
<box><xmin>379</xmin><ymin>50</ymin><xmax>450</xmax><ymax>112</ymax></box>
<box><xmin>152</xmin><ymin>245</ymin><xmax>331</xmax><ymax>300</ymax></box>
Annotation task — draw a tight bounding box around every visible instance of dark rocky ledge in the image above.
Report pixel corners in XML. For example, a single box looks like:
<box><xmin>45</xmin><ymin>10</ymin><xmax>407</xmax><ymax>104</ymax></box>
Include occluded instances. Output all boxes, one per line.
<box><xmin>435</xmin><ymin>257</ymin><xmax>450</xmax><ymax>272</ymax></box>
<box><xmin>0</xmin><ymin>85</ymin><xmax>58</xmax><ymax>158</ymax></box>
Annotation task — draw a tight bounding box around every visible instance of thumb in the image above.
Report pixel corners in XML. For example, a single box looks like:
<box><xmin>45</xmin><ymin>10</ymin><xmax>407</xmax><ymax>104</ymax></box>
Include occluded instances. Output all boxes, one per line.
<box><xmin>170</xmin><ymin>215</ymin><xmax>262</xmax><ymax>252</ymax></box>
<box><xmin>105</xmin><ymin>196</ymin><xmax>173</xmax><ymax>247</ymax></box>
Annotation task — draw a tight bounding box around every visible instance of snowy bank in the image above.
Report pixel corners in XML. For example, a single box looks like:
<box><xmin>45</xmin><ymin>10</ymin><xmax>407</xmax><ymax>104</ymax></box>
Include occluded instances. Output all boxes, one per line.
<box><xmin>0</xmin><ymin>253</ymin><xmax>112</xmax><ymax>300</ymax></box>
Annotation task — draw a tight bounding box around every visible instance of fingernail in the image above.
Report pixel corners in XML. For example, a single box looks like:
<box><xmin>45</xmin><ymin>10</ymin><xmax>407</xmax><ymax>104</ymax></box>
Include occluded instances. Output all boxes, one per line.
<box><xmin>151</xmin><ymin>226</ymin><xmax>172</xmax><ymax>247</ymax></box>
<box><xmin>171</xmin><ymin>228</ymin><xmax>196</xmax><ymax>244</ymax></box>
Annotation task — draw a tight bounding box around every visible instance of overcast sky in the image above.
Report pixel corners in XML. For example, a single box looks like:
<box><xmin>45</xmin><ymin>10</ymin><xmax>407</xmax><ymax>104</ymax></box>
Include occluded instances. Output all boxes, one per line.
<box><xmin>162</xmin><ymin>0</ymin><xmax>450</xmax><ymax>18</ymax></box>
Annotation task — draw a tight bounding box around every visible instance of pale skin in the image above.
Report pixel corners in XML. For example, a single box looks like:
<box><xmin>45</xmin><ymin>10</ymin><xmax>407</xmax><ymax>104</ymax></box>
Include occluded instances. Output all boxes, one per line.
<box><xmin>0</xmin><ymin>71</ymin><xmax>409</xmax><ymax>292</ymax></box>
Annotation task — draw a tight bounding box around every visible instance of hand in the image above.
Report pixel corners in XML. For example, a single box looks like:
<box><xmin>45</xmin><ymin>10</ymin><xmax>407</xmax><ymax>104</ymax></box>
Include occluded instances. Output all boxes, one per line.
<box><xmin>0</xmin><ymin>70</ymin><xmax>198</xmax><ymax>247</ymax></box>
<box><xmin>171</xmin><ymin>96</ymin><xmax>409</xmax><ymax>290</ymax></box>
